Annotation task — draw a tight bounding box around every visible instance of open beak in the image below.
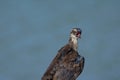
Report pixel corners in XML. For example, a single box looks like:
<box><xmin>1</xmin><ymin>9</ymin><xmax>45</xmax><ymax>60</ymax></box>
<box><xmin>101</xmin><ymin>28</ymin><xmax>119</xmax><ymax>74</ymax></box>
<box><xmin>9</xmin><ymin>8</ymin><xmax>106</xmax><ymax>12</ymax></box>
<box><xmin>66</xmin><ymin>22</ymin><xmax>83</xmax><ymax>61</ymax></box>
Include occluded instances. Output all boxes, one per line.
<box><xmin>76</xmin><ymin>32</ymin><xmax>81</xmax><ymax>38</ymax></box>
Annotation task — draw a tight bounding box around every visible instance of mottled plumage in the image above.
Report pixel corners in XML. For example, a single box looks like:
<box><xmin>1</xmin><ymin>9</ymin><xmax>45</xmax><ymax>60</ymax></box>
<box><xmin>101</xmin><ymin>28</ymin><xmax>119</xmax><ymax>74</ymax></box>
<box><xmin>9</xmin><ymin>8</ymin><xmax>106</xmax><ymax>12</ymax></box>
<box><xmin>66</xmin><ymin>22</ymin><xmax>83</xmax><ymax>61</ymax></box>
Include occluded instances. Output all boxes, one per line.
<box><xmin>42</xmin><ymin>28</ymin><xmax>85</xmax><ymax>80</ymax></box>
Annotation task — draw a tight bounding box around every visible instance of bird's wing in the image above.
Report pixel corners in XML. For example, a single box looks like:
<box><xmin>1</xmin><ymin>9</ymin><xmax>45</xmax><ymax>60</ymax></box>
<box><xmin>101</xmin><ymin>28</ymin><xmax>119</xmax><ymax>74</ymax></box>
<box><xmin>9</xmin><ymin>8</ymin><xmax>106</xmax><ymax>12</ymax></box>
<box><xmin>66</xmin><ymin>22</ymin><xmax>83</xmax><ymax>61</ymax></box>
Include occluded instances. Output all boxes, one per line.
<box><xmin>41</xmin><ymin>44</ymin><xmax>72</xmax><ymax>80</ymax></box>
<box><xmin>42</xmin><ymin>44</ymin><xmax>85</xmax><ymax>80</ymax></box>
<box><xmin>53</xmin><ymin>50</ymin><xmax>85</xmax><ymax>80</ymax></box>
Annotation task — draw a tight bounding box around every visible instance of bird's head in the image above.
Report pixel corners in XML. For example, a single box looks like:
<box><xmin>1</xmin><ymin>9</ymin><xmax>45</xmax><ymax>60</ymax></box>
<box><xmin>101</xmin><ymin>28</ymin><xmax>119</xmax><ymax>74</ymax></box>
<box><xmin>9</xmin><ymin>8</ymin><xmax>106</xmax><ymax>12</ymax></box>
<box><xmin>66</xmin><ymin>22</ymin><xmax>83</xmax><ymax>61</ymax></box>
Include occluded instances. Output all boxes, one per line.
<box><xmin>70</xmin><ymin>28</ymin><xmax>82</xmax><ymax>39</ymax></box>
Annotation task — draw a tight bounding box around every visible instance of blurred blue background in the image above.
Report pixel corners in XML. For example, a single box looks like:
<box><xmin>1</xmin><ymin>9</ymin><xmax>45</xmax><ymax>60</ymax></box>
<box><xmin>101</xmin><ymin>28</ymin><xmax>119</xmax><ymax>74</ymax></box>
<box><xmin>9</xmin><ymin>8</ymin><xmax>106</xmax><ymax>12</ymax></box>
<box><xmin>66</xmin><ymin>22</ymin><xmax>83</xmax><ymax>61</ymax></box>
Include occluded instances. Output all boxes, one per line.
<box><xmin>0</xmin><ymin>0</ymin><xmax>120</xmax><ymax>80</ymax></box>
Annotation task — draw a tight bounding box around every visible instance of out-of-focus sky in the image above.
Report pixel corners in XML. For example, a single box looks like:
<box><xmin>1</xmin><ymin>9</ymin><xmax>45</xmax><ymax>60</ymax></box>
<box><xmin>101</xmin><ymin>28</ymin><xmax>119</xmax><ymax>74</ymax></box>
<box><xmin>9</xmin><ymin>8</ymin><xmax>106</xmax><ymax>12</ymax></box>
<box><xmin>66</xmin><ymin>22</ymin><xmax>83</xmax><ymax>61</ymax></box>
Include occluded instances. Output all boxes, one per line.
<box><xmin>0</xmin><ymin>0</ymin><xmax>120</xmax><ymax>80</ymax></box>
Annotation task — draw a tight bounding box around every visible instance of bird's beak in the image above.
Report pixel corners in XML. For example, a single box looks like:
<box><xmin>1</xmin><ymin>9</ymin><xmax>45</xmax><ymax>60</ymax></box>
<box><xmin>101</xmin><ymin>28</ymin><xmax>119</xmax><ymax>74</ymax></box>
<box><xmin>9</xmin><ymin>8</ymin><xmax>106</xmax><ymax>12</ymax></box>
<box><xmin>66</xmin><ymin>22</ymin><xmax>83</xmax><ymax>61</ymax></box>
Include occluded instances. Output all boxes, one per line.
<box><xmin>76</xmin><ymin>32</ymin><xmax>81</xmax><ymax>39</ymax></box>
<box><xmin>77</xmin><ymin>34</ymin><xmax>81</xmax><ymax>38</ymax></box>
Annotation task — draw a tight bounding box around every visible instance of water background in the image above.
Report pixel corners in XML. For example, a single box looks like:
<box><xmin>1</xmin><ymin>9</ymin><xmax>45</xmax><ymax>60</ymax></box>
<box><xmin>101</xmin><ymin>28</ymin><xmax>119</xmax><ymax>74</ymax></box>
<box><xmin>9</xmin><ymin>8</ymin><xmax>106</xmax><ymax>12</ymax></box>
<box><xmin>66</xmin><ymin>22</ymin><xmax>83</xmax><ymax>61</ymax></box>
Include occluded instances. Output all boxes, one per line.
<box><xmin>0</xmin><ymin>0</ymin><xmax>120</xmax><ymax>80</ymax></box>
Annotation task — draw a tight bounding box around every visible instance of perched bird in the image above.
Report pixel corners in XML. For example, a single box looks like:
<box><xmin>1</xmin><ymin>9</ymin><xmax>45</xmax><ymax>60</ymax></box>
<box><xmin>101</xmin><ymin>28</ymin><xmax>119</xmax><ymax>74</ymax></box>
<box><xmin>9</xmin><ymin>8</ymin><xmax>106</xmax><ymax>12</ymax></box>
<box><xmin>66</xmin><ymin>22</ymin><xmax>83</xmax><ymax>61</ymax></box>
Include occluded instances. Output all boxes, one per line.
<box><xmin>42</xmin><ymin>28</ymin><xmax>85</xmax><ymax>80</ymax></box>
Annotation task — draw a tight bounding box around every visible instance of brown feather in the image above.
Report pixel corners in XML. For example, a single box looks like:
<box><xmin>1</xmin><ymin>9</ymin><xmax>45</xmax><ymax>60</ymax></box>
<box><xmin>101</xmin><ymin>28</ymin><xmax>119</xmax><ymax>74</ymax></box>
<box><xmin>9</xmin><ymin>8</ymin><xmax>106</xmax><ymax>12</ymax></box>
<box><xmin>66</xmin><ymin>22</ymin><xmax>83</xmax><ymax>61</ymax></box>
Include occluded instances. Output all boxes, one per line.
<box><xmin>42</xmin><ymin>28</ymin><xmax>84</xmax><ymax>80</ymax></box>
<box><xmin>41</xmin><ymin>44</ymin><xmax>84</xmax><ymax>80</ymax></box>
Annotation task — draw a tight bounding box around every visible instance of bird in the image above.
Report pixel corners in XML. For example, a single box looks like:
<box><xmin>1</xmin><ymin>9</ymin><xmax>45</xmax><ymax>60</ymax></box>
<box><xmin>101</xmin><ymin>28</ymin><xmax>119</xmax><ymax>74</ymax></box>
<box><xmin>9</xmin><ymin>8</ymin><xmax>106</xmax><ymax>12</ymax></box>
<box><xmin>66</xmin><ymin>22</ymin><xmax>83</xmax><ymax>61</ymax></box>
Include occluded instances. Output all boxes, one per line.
<box><xmin>41</xmin><ymin>28</ymin><xmax>85</xmax><ymax>80</ymax></box>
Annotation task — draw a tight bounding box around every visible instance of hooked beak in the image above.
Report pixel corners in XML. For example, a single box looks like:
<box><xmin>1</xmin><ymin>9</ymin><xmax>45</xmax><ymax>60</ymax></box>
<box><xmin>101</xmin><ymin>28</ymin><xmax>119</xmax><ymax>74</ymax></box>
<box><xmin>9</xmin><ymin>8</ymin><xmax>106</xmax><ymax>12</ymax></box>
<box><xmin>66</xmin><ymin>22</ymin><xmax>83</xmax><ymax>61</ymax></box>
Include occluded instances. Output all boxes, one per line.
<box><xmin>76</xmin><ymin>32</ymin><xmax>81</xmax><ymax>38</ymax></box>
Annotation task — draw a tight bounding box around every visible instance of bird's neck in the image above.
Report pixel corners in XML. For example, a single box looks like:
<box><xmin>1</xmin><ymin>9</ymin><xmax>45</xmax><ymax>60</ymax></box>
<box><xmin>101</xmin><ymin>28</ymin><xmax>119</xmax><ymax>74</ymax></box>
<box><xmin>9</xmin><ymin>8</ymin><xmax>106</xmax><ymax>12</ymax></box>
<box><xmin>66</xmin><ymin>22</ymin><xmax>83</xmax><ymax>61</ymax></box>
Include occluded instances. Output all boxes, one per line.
<box><xmin>69</xmin><ymin>35</ymin><xmax>78</xmax><ymax>51</ymax></box>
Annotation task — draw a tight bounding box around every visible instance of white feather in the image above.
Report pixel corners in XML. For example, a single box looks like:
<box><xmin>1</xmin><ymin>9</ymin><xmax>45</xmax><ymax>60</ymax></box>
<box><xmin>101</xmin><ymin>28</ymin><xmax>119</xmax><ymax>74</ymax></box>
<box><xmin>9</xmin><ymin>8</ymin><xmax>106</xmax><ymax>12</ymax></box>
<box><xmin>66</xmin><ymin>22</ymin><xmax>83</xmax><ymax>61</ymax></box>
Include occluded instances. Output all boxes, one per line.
<box><xmin>71</xmin><ymin>34</ymin><xmax>77</xmax><ymax>43</ymax></box>
<box><xmin>70</xmin><ymin>34</ymin><xmax>78</xmax><ymax>51</ymax></box>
